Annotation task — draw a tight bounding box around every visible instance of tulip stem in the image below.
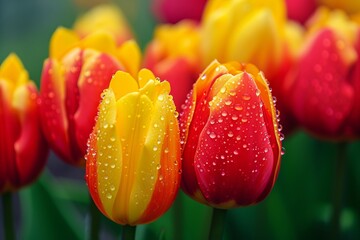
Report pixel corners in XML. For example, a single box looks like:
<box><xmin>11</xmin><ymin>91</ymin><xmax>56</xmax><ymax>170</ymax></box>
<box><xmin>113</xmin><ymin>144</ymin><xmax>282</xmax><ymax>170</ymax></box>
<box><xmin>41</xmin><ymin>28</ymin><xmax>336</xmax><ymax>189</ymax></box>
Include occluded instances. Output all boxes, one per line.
<box><xmin>122</xmin><ymin>225</ymin><xmax>136</xmax><ymax>240</ymax></box>
<box><xmin>330</xmin><ymin>142</ymin><xmax>347</xmax><ymax>238</ymax></box>
<box><xmin>2</xmin><ymin>192</ymin><xmax>15</xmax><ymax>240</ymax></box>
<box><xmin>209</xmin><ymin>208</ymin><xmax>227</xmax><ymax>240</ymax></box>
<box><xmin>88</xmin><ymin>197</ymin><xmax>101</xmax><ymax>240</ymax></box>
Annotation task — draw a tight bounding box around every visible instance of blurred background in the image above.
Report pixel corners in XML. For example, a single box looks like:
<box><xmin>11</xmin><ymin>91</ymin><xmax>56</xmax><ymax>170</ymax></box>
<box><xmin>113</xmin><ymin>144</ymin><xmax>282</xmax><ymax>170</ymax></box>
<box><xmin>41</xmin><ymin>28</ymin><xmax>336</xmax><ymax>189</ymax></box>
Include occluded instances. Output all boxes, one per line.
<box><xmin>0</xmin><ymin>0</ymin><xmax>359</xmax><ymax>239</ymax></box>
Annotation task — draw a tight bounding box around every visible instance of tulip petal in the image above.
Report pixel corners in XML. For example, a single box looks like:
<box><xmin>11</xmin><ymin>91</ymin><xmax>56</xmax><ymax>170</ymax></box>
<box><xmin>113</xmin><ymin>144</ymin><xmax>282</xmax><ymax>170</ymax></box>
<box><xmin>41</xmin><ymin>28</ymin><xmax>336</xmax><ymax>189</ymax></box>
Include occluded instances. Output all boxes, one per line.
<box><xmin>117</xmin><ymin>40</ymin><xmax>141</xmax><ymax>78</ymax></box>
<box><xmin>0</xmin><ymin>81</ymin><xmax>20</xmax><ymax>191</ymax></box>
<box><xmin>290</xmin><ymin>29</ymin><xmax>355</xmax><ymax>136</ymax></box>
<box><xmin>112</xmin><ymin>92</ymin><xmax>155</xmax><ymax>224</ymax></box>
<box><xmin>195</xmin><ymin>72</ymin><xmax>276</xmax><ymax>207</ymax></box>
<box><xmin>110</xmin><ymin>71</ymin><xmax>139</xmax><ymax>100</ymax></box>
<box><xmin>40</xmin><ymin>59</ymin><xmax>72</xmax><ymax>162</ymax></box>
<box><xmin>50</xmin><ymin>27</ymin><xmax>80</xmax><ymax>60</ymax></box>
<box><xmin>92</xmin><ymin>89</ymin><xmax>123</xmax><ymax>221</ymax></box>
<box><xmin>226</xmin><ymin>9</ymin><xmax>282</xmax><ymax>77</ymax></box>
<box><xmin>74</xmin><ymin>50</ymin><xmax>123</xmax><ymax>161</ymax></box>
<box><xmin>140</xmin><ymin>93</ymin><xmax>181</xmax><ymax>224</ymax></box>
<box><xmin>13</xmin><ymin>84</ymin><xmax>48</xmax><ymax>188</ymax></box>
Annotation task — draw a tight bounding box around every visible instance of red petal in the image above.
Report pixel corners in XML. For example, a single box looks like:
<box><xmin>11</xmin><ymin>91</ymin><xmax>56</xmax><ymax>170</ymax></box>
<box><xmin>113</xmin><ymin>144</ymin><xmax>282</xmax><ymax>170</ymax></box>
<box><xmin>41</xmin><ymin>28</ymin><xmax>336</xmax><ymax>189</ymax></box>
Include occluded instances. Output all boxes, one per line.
<box><xmin>0</xmin><ymin>83</ymin><xmax>20</xmax><ymax>191</ymax></box>
<box><xmin>194</xmin><ymin>73</ymin><xmax>277</xmax><ymax>206</ymax></box>
<box><xmin>15</xmin><ymin>84</ymin><xmax>48</xmax><ymax>188</ymax></box>
<box><xmin>290</xmin><ymin>29</ymin><xmax>354</xmax><ymax>138</ymax></box>
<box><xmin>74</xmin><ymin>52</ymin><xmax>123</xmax><ymax>160</ymax></box>
<box><xmin>40</xmin><ymin>59</ymin><xmax>72</xmax><ymax>163</ymax></box>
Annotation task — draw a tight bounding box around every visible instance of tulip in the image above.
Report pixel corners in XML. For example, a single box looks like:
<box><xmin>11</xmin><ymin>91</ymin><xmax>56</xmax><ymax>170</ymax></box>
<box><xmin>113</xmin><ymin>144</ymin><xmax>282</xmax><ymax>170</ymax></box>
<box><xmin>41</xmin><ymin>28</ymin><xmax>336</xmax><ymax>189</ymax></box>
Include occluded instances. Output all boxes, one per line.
<box><xmin>73</xmin><ymin>4</ymin><xmax>133</xmax><ymax>46</ymax></box>
<box><xmin>318</xmin><ymin>0</ymin><xmax>360</xmax><ymax>15</ymax></box>
<box><xmin>40</xmin><ymin>27</ymin><xmax>141</xmax><ymax>165</ymax></box>
<box><xmin>86</xmin><ymin>69</ymin><xmax>181</xmax><ymax>225</ymax></box>
<box><xmin>285</xmin><ymin>0</ymin><xmax>317</xmax><ymax>24</ymax></box>
<box><xmin>144</xmin><ymin>20</ymin><xmax>201</xmax><ymax>109</ymax></box>
<box><xmin>180</xmin><ymin>60</ymin><xmax>282</xmax><ymax>208</ymax></box>
<box><xmin>285</xmin><ymin>7</ymin><xmax>360</xmax><ymax>139</ymax></box>
<box><xmin>0</xmin><ymin>54</ymin><xmax>48</xmax><ymax>192</ymax></box>
<box><xmin>152</xmin><ymin>0</ymin><xmax>208</xmax><ymax>23</ymax></box>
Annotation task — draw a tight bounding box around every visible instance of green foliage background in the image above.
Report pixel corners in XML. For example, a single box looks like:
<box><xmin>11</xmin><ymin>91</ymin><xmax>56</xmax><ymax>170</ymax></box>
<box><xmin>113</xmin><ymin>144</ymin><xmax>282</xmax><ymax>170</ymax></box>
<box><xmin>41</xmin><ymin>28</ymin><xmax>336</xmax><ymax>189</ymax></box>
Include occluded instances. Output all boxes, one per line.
<box><xmin>0</xmin><ymin>0</ymin><xmax>359</xmax><ymax>239</ymax></box>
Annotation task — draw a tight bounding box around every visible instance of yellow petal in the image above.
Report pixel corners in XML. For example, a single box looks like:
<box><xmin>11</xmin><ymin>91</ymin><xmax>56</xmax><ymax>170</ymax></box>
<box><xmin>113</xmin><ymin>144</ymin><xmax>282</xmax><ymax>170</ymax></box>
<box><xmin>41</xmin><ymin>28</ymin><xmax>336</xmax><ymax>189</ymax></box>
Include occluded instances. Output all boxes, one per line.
<box><xmin>138</xmin><ymin>68</ymin><xmax>156</xmax><ymax>88</ymax></box>
<box><xmin>50</xmin><ymin>27</ymin><xmax>80</xmax><ymax>59</ymax></box>
<box><xmin>0</xmin><ymin>53</ymin><xmax>28</xmax><ymax>87</ymax></box>
<box><xmin>117</xmin><ymin>40</ymin><xmax>141</xmax><ymax>78</ymax></box>
<box><xmin>226</xmin><ymin>9</ymin><xmax>282</xmax><ymax>74</ymax></box>
<box><xmin>112</xmin><ymin>93</ymin><xmax>155</xmax><ymax>224</ymax></box>
<box><xmin>95</xmin><ymin>89</ymin><xmax>123</xmax><ymax>219</ymax></box>
<box><xmin>109</xmin><ymin>71</ymin><xmax>139</xmax><ymax>100</ymax></box>
<box><xmin>80</xmin><ymin>30</ymin><xmax>118</xmax><ymax>56</ymax></box>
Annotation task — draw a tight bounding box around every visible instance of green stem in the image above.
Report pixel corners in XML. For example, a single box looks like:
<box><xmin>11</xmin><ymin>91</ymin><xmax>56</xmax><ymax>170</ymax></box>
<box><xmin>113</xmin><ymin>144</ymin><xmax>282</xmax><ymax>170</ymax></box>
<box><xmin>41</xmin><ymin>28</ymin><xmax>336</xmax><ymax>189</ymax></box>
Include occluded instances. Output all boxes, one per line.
<box><xmin>122</xmin><ymin>225</ymin><xmax>136</xmax><ymax>240</ymax></box>
<box><xmin>330</xmin><ymin>142</ymin><xmax>347</xmax><ymax>239</ymax></box>
<box><xmin>87</xmin><ymin>197</ymin><xmax>101</xmax><ymax>240</ymax></box>
<box><xmin>2</xmin><ymin>192</ymin><xmax>15</xmax><ymax>240</ymax></box>
<box><xmin>173</xmin><ymin>193</ymin><xmax>183</xmax><ymax>240</ymax></box>
<box><xmin>209</xmin><ymin>208</ymin><xmax>227</xmax><ymax>240</ymax></box>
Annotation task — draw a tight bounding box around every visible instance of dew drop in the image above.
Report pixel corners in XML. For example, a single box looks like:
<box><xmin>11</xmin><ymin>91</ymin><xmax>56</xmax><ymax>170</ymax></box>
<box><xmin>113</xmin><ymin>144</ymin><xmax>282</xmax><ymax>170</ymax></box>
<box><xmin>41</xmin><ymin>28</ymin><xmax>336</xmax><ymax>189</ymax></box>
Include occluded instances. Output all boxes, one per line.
<box><xmin>220</xmin><ymin>87</ymin><xmax>226</xmax><ymax>94</ymax></box>
<box><xmin>242</xmin><ymin>94</ymin><xmax>251</xmax><ymax>101</ymax></box>
<box><xmin>153</xmin><ymin>146</ymin><xmax>158</xmax><ymax>151</ymax></box>
<box><xmin>221</xmin><ymin>172</ymin><xmax>225</xmax><ymax>176</ymax></box>
<box><xmin>106</xmin><ymin>193</ymin><xmax>112</xmax><ymax>199</ymax></box>
<box><xmin>234</xmin><ymin>150</ymin><xmax>239</xmax><ymax>155</ymax></box>
<box><xmin>110</xmin><ymin>185</ymin><xmax>115</xmax><ymax>191</ymax></box>
<box><xmin>158</xmin><ymin>95</ymin><xmax>164</xmax><ymax>101</ymax></box>
<box><xmin>225</xmin><ymin>100</ymin><xmax>232</xmax><ymax>106</ymax></box>
<box><xmin>156</xmin><ymin>164</ymin><xmax>161</xmax><ymax>170</ymax></box>
<box><xmin>227</xmin><ymin>131</ymin><xmax>234</xmax><ymax>137</ymax></box>
<box><xmin>209</xmin><ymin>132</ymin><xmax>216</xmax><ymax>139</ymax></box>
<box><xmin>235</xmin><ymin>104</ymin><xmax>243</xmax><ymax>111</ymax></box>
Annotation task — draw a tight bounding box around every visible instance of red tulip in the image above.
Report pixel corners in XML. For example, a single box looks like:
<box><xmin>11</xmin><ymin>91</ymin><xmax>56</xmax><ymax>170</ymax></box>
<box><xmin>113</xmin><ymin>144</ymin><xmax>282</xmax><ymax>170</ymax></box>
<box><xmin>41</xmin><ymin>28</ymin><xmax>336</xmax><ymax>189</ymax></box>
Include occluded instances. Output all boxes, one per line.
<box><xmin>152</xmin><ymin>0</ymin><xmax>208</xmax><ymax>23</ymax></box>
<box><xmin>0</xmin><ymin>54</ymin><xmax>48</xmax><ymax>192</ymax></box>
<box><xmin>285</xmin><ymin>0</ymin><xmax>317</xmax><ymax>24</ymax></box>
<box><xmin>40</xmin><ymin>27</ymin><xmax>141</xmax><ymax>165</ymax></box>
<box><xmin>180</xmin><ymin>60</ymin><xmax>283</xmax><ymax>208</ymax></box>
<box><xmin>285</xmin><ymin>8</ymin><xmax>360</xmax><ymax>139</ymax></box>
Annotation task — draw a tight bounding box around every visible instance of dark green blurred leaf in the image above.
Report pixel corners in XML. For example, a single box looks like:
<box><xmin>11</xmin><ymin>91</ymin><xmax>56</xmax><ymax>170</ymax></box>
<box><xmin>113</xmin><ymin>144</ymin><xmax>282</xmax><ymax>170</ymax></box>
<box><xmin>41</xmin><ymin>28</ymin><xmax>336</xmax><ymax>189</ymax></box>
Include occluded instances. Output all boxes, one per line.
<box><xmin>19</xmin><ymin>170</ymin><xmax>84</xmax><ymax>240</ymax></box>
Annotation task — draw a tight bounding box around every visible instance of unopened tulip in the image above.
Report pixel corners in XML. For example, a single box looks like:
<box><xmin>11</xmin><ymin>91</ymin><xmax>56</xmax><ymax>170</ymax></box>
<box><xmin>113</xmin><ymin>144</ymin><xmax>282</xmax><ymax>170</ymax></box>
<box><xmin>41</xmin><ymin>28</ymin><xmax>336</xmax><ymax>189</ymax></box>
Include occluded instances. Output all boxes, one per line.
<box><xmin>86</xmin><ymin>69</ymin><xmax>181</xmax><ymax>225</ymax></box>
<box><xmin>0</xmin><ymin>54</ymin><xmax>48</xmax><ymax>192</ymax></box>
<box><xmin>73</xmin><ymin>4</ymin><xmax>133</xmax><ymax>46</ymax></box>
<box><xmin>144</xmin><ymin>20</ymin><xmax>201</xmax><ymax>109</ymax></box>
<box><xmin>40</xmin><ymin>27</ymin><xmax>141</xmax><ymax>165</ymax></box>
<box><xmin>180</xmin><ymin>60</ymin><xmax>282</xmax><ymax>208</ymax></box>
<box><xmin>285</xmin><ymin>8</ymin><xmax>360</xmax><ymax>139</ymax></box>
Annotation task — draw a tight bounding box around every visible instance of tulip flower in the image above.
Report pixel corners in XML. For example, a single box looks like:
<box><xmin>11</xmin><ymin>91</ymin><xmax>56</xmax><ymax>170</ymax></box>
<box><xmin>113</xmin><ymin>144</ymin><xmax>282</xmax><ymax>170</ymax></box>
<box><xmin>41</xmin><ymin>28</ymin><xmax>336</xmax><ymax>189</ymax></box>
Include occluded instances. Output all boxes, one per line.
<box><xmin>0</xmin><ymin>54</ymin><xmax>48</xmax><ymax>192</ymax></box>
<box><xmin>318</xmin><ymin>0</ymin><xmax>360</xmax><ymax>15</ymax></box>
<box><xmin>144</xmin><ymin>20</ymin><xmax>201</xmax><ymax>109</ymax></box>
<box><xmin>152</xmin><ymin>0</ymin><xmax>208</xmax><ymax>23</ymax></box>
<box><xmin>285</xmin><ymin>0</ymin><xmax>317</xmax><ymax>24</ymax></box>
<box><xmin>40</xmin><ymin>27</ymin><xmax>141</xmax><ymax>165</ymax></box>
<box><xmin>73</xmin><ymin>4</ymin><xmax>133</xmax><ymax>46</ymax></box>
<box><xmin>180</xmin><ymin>60</ymin><xmax>282</xmax><ymax>208</ymax></box>
<box><xmin>285</xmin><ymin>7</ymin><xmax>360</xmax><ymax>139</ymax></box>
<box><xmin>86</xmin><ymin>69</ymin><xmax>181</xmax><ymax>225</ymax></box>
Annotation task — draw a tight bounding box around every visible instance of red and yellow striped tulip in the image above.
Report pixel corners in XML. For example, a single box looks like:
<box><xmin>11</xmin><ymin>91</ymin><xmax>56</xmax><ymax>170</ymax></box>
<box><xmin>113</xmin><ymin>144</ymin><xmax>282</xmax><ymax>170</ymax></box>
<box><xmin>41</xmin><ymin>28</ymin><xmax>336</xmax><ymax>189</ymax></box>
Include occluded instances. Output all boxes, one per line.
<box><xmin>180</xmin><ymin>60</ymin><xmax>282</xmax><ymax>208</ymax></box>
<box><xmin>0</xmin><ymin>54</ymin><xmax>48</xmax><ymax>192</ymax></box>
<box><xmin>144</xmin><ymin>20</ymin><xmax>201</xmax><ymax>109</ymax></box>
<box><xmin>86</xmin><ymin>69</ymin><xmax>181</xmax><ymax>225</ymax></box>
<box><xmin>40</xmin><ymin>27</ymin><xmax>141</xmax><ymax>165</ymax></box>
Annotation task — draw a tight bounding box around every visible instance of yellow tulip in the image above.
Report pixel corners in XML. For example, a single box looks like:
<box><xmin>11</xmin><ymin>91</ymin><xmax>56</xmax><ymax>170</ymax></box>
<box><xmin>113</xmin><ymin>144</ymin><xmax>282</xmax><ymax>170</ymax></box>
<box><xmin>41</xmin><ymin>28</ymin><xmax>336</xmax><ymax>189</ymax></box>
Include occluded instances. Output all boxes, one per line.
<box><xmin>86</xmin><ymin>69</ymin><xmax>181</xmax><ymax>225</ymax></box>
